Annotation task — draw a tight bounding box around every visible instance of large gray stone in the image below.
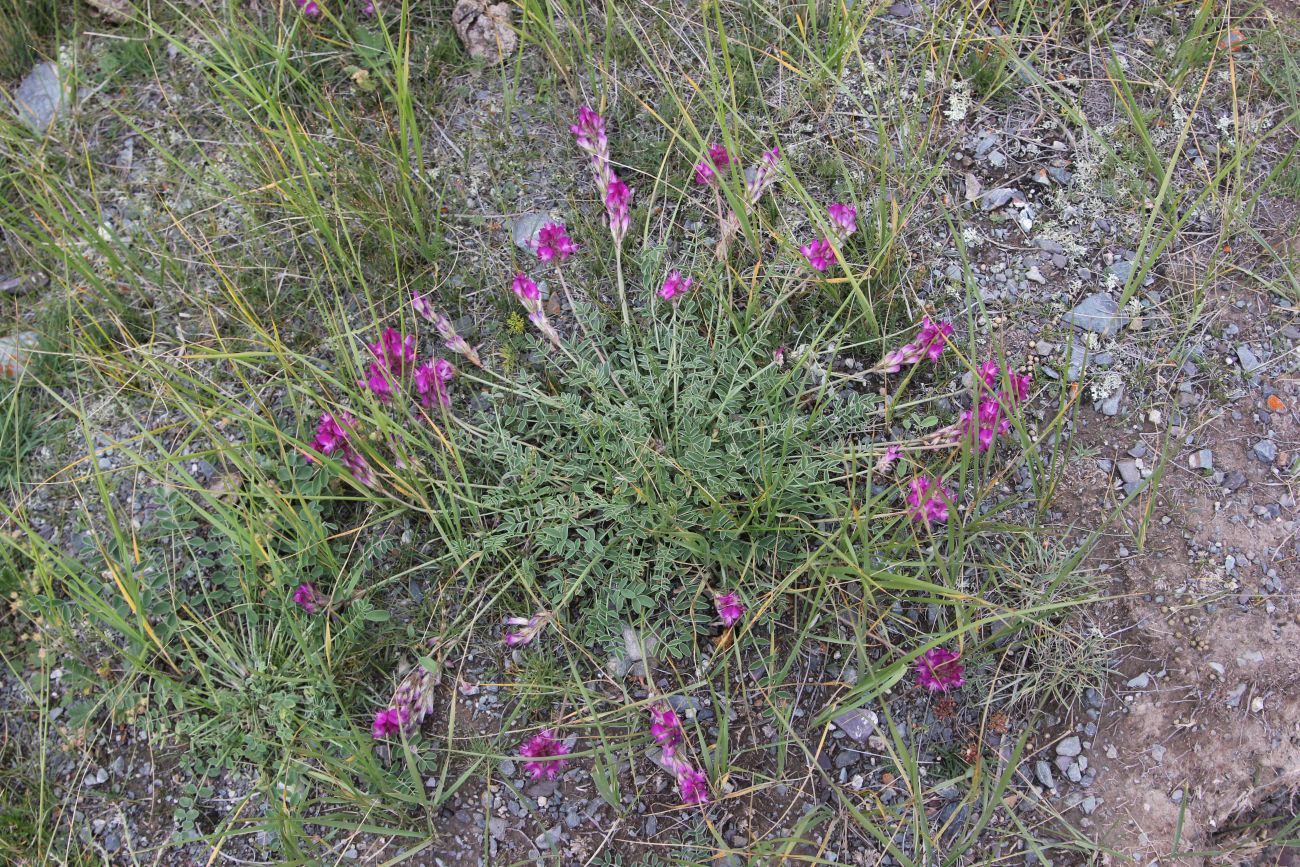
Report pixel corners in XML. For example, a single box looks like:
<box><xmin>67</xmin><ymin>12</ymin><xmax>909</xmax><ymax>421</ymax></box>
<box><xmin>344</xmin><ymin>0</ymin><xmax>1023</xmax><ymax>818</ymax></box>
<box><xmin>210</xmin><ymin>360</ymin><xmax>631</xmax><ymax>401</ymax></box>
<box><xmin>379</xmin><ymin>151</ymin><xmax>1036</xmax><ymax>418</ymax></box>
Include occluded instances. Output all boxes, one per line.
<box><xmin>13</xmin><ymin>62</ymin><xmax>69</xmax><ymax>133</ymax></box>
<box><xmin>1063</xmin><ymin>293</ymin><xmax>1130</xmax><ymax>337</ymax></box>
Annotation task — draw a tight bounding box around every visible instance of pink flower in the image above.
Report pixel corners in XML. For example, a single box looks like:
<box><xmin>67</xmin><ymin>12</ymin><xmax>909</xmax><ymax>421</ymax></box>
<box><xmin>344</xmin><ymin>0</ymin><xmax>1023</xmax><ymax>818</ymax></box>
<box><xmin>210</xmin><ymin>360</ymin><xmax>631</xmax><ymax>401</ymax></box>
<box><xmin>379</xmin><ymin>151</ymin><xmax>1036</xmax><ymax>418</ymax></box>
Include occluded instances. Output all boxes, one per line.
<box><xmin>360</xmin><ymin>362</ymin><xmax>394</xmax><ymax>403</ymax></box>
<box><xmin>676</xmin><ymin>765</ymin><xmax>710</xmax><ymax>805</ymax></box>
<box><xmin>295</xmin><ymin>0</ymin><xmax>320</xmax><ymax>15</ymax></box>
<box><xmin>713</xmin><ymin>592</ymin><xmax>744</xmax><ymax>627</ymax></box>
<box><xmin>827</xmin><ymin>203</ymin><xmax>857</xmax><ymax>240</ymax></box>
<box><xmin>504</xmin><ymin>610</ymin><xmax>552</xmax><ymax>646</ymax></box>
<box><xmin>292</xmin><ymin>582</ymin><xmax>325</xmax><ymax>614</ymax></box>
<box><xmin>914</xmin><ymin>647</ymin><xmax>965</xmax><ymax>692</ymax></box>
<box><xmin>414</xmin><ymin>359</ymin><xmax>454</xmax><ymax>410</ymax></box>
<box><xmin>694</xmin><ymin>143</ymin><xmax>732</xmax><ymax>185</ymax></box>
<box><xmin>773</xmin><ymin>346</ymin><xmax>787</xmax><ymax>367</ymax></box>
<box><xmin>307</xmin><ymin>412</ymin><xmax>373</xmax><ymax>486</ymax></box>
<box><xmin>658</xmin><ymin>271</ymin><xmax>694</xmax><ymax>301</ymax></box>
<box><xmin>875</xmin><ymin>445</ymin><xmax>902</xmax><ymax>475</ymax></box>
<box><xmin>519</xmin><ymin>729</ymin><xmax>571</xmax><ymax>780</ymax></box>
<box><xmin>372</xmin><ymin>707</ymin><xmax>409</xmax><ymax>738</ymax></box>
<box><xmin>605</xmin><ymin>175</ymin><xmax>632</xmax><ymax>244</ymax></box>
<box><xmin>368</xmin><ymin>328</ymin><xmax>416</xmax><ymax>374</ymax></box>
<box><xmin>412</xmin><ymin>293</ymin><xmax>434</xmax><ymax>321</ymax></box>
<box><xmin>512</xmin><ymin>272</ymin><xmax>540</xmax><ymax>303</ymax></box>
<box><xmin>432</xmin><ymin>314</ymin><xmax>482</xmax><ymax>368</ymax></box>
<box><xmin>569</xmin><ymin>105</ymin><xmax>607</xmax><ymax>155</ymax></box>
<box><xmin>905</xmin><ymin>474</ymin><xmax>952</xmax><ymax>525</ymax></box>
<box><xmin>877</xmin><ymin>317</ymin><xmax>954</xmax><ymax>372</ymax></box>
<box><xmin>957</xmin><ymin>362</ymin><xmax>1032</xmax><ymax>453</ymax></box>
<box><xmin>745</xmin><ymin>146</ymin><xmax>781</xmax><ymax>204</ymax></box>
<box><xmin>536</xmin><ymin>222</ymin><xmax>579</xmax><ymax>262</ymax></box>
<box><xmin>800</xmin><ymin>237</ymin><xmax>835</xmax><ymax>272</ymax></box>
<box><xmin>650</xmin><ymin>704</ymin><xmax>684</xmax><ymax>749</ymax></box>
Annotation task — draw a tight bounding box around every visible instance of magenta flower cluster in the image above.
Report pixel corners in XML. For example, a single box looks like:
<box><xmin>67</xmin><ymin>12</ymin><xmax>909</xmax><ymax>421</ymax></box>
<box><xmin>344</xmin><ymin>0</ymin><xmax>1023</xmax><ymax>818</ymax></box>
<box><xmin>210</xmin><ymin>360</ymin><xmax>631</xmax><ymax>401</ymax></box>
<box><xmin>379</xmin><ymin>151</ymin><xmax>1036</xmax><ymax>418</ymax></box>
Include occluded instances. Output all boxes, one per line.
<box><xmin>357</xmin><ymin>326</ymin><xmax>458</xmax><ymax>414</ymax></box>
<box><xmin>714</xmin><ymin>591</ymin><xmax>744</xmax><ymax>627</ymax></box>
<box><xmin>648</xmin><ymin>703</ymin><xmax>709</xmax><ymax>805</ymax></box>
<box><xmin>905</xmin><ymin>474</ymin><xmax>952</xmax><ymax>525</ymax></box>
<box><xmin>535</xmin><ymin>222</ymin><xmax>578</xmax><ymax>262</ymax></box>
<box><xmin>914</xmin><ymin>647</ymin><xmax>966</xmax><ymax>692</ymax></box>
<box><xmin>958</xmin><ymin>361</ymin><xmax>1033</xmax><ymax>452</ymax></box>
<box><xmin>292</xmin><ymin>582</ymin><xmax>326</xmax><ymax>614</ymax></box>
<box><xmin>693</xmin><ymin>143</ymin><xmax>732</xmax><ymax>186</ymax></box>
<box><xmin>800</xmin><ymin>202</ymin><xmax>858</xmax><ymax>273</ymax></box>
<box><xmin>520</xmin><ymin>729</ymin><xmax>571</xmax><ymax>780</ymax></box>
<box><xmin>879</xmin><ymin>317</ymin><xmax>954</xmax><ymax>372</ymax></box>
<box><xmin>307</xmin><ymin>412</ymin><xmax>373</xmax><ymax>486</ymax></box>
<box><xmin>659</xmin><ymin>270</ymin><xmax>694</xmax><ymax>302</ymax></box>
<box><xmin>571</xmin><ymin>106</ymin><xmax>632</xmax><ymax>246</ymax></box>
<box><xmin>503</xmin><ymin>610</ymin><xmax>552</xmax><ymax>647</ymax></box>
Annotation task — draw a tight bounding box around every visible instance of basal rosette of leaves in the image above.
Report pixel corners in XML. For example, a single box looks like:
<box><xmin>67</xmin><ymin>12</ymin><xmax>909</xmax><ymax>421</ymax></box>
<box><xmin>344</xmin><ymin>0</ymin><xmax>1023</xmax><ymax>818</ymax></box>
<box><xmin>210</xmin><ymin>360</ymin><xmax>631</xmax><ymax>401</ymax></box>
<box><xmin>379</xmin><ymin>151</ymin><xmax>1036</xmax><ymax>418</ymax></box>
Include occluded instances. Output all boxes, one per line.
<box><xmin>459</xmin><ymin>316</ymin><xmax>871</xmax><ymax>657</ymax></box>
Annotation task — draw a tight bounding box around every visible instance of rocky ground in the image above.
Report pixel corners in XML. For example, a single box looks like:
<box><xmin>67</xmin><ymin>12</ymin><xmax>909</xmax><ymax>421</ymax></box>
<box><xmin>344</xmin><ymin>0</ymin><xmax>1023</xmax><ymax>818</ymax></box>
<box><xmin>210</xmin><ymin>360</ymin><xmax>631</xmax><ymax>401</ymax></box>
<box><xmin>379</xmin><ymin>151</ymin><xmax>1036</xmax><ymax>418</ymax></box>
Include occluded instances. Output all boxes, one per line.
<box><xmin>2</xmin><ymin>1</ymin><xmax>1299</xmax><ymax>865</ymax></box>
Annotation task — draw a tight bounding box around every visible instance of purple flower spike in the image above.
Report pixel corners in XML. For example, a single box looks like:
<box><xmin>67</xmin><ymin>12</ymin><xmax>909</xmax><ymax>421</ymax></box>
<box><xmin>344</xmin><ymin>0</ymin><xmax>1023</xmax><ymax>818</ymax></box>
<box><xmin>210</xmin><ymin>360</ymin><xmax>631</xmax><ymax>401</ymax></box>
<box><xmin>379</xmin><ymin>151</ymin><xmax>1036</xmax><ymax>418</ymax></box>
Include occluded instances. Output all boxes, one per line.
<box><xmin>914</xmin><ymin>647</ymin><xmax>965</xmax><ymax>692</ymax></box>
<box><xmin>658</xmin><ymin>270</ymin><xmax>694</xmax><ymax>301</ymax></box>
<box><xmin>414</xmin><ymin>359</ymin><xmax>454</xmax><ymax>410</ymax></box>
<box><xmin>745</xmin><ymin>146</ymin><xmax>781</xmax><ymax>204</ymax></box>
<box><xmin>360</xmin><ymin>362</ymin><xmax>394</xmax><ymax>403</ymax></box>
<box><xmin>519</xmin><ymin>729</ymin><xmax>571</xmax><ymax>780</ymax></box>
<box><xmin>905</xmin><ymin>474</ymin><xmax>952</xmax><ymax>525</ymax></box>
<box><xmin>677</xmin><ymin>766</ymin><xmax>710</xmax><ymax>805</ymax></box>
<box><xmin>800</xmin><ymin>237</ymin><xmax>835</xmax><ymax>272</ymax></box>
<box><xmin>307</xmin><ymin>412</ymin><xmax>374</xmax><ymax>486</ymax></box>
<box><xmin>536</xmin><ymin>222</ymin><xmax>579</xmax><ymax>262</ymax></box>
<box><xmin>570</xmin><ymin>105</ymin><xmax>607</xmax><ymax>154</ymax></box>
<box><xmin>650</xmin><ymin>704</ymin><xmax>684</xmax><ymax>749</ymax></box>
<box><xmin>827</xmin><ymin>203</ymin><xmax>857</xmax><ymax>241</ymax></box>
<box><xmin>714</xmin><ymin>592</ymin><xmax>744</xmax><ymax>627</ymax></box>
<box><xmin>512</xmin><ymin>272</ymin><xmax>540</xmax><ymax>302</ymax></box>
<box><xmin>605</xmin><ymin>175</ymin><xmax>632</xmax><ymax>244</ymax></box>
<box><xmin>372</xmin><ymin>707</ymin><xmax>409</xmax><ymax>739</ymax></box>
<box><xmin>503</xmin><ymin>610</ymin><xmax>552</xmax><ymax>647</ymax></box>
<box><xmin>369</xmin><ymin>328</ymin><xmax>416</xmax><ymax>374</ymax></box>
<box><xmin>956</xmin><ymin>361</ymin><xmax>1032</xmax><ymax>453</ymax></box>
<box><xmin>694</xmin><ymin>143</ymin><xmax>732</xmax><ymax>185</ymax></box>
<box><xmin>292</xmin><ymin>582</ymin><xmax>325</xmax><ymax>614</ymax></box>
<box><xmin>412</xmin><ymin>293</ymin><xmax>435</xmax><ymax>321</ymax></box>
<box><xmin>877</xmin><ymin>317</ymin><xmax>954</xmax><ymax>372</ymax></box>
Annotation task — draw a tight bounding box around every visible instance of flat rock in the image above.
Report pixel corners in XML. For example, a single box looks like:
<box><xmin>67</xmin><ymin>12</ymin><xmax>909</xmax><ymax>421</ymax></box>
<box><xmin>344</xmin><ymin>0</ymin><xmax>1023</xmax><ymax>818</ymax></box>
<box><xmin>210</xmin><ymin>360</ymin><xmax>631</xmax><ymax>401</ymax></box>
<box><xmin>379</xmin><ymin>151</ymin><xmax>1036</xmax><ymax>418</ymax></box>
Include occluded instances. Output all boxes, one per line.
<box><xmin>980</xmin><ymin>188</ymin><xmax>1023</xmax><ymax>211</ymax></box>
<box><xmin>1056</xmin><ymin>736</ymin><xmax>1083</xmax><ymax>757</ymax></box>
<box><xmin>1236</xmin><ymin>344</ymin><xmax>1262</xmax><ymax>373</ymax></box>
<box><xmin>1063</xmin><ymin>293</ymin><xmax>1129</xmax><ymax>337</ymax></box>
<box><xmin>1189</xmin><ymin>449</ymin><xmax>1213</xmax><ymax>470</ymax></box>
<box><xmin>1253</xmin><ymin>439</ymin><xmax>1277</xmax><ymax>464</ymax></box>
<box><xmin>831</xmin><ymin>708</ymin><xmax>878</xmax><ymax>743</ymax></box>
<box><xmin>13</xmin><ymin>62</ymin><xmax>69</xmax><ymax>133</ymax></box>
<box><xmin>511</xmin><ymin>211</ymin><xmax>551</xmax><ymax>251</ymax></box>
<box><xmin>1116</xmin><ymin>460</ymin><xmax>1141</xmax><ymax>484</ymax></box>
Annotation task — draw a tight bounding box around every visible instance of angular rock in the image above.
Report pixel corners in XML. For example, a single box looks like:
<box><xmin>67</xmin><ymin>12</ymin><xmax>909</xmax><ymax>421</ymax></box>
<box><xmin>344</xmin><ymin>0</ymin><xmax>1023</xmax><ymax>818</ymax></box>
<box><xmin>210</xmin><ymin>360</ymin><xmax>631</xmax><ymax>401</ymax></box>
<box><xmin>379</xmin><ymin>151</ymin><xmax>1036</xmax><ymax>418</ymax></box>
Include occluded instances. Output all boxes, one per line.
<box><xmin>13</xmin><ymin>62</ymin><xmax>69</xmax><ymax>133</ymax></box>
<box><xmin>511</xmin><ymin>211</ymin><xmax>551</xmax><ymax>251</ymax></box>
<box><xmin>1189</xmin><ymin>449</ymin><xmax>1213</xmax><ymax>471</ymax></box>
<box><xmin>1236</xmin><ymin>344</ymin><xmax>1262</xmax><ymax>373</ymax></box>
<box><xmin>980</xmin><ymin>187</ymin><xmax>1023</xmax><ymax>211</ymax></box>
<box><xmin>1056</xmin><ymin>736</ymin><xmax>1083</xmax><ymax>758</ymax></box>
<box><xmin>1253</xmin><ymin>439</ymin><xmax>1277</xmax><ymax>464</ymax></box>
<box><xmin>1035</xmin><ymin>760</ymin><xmax>1056</xmax><ymax>789</ymax></box>
<box><xmin>1116</xmin><ymin>460</ymin><xmax>1141</xmax><ymax>485</ymax></box>
<box><xmin>831</xmin><ymin>708</ymin><xmax>878</xmax><ymax>743</ymax></box>
<box><xmin>1063</xmin><ymin>293</ymin><xmax>1129</xmax><ymax>337</ymax></box>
